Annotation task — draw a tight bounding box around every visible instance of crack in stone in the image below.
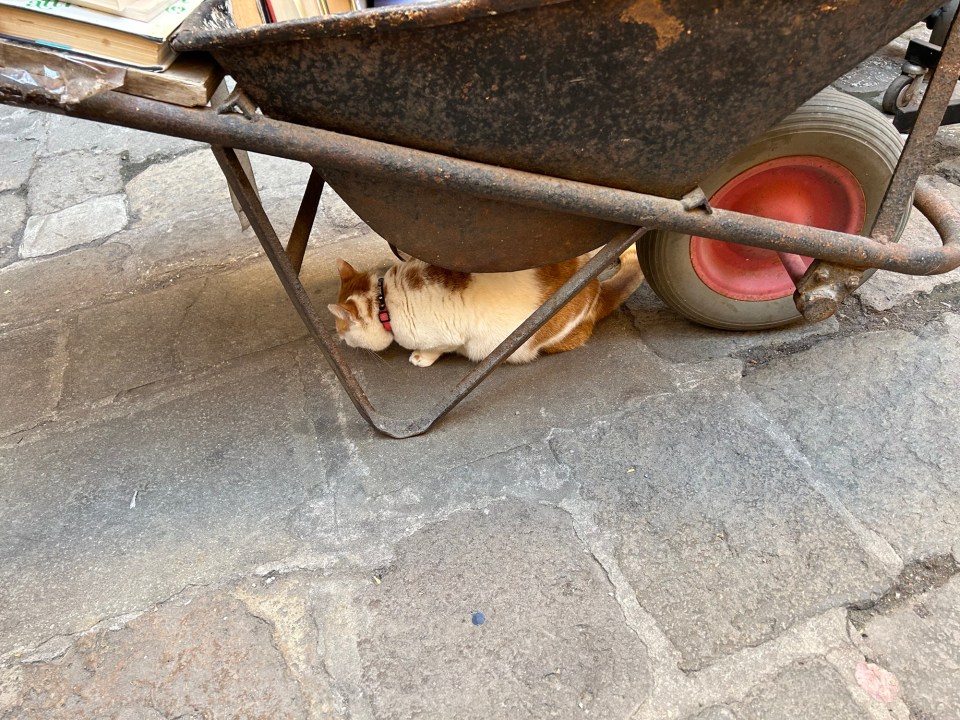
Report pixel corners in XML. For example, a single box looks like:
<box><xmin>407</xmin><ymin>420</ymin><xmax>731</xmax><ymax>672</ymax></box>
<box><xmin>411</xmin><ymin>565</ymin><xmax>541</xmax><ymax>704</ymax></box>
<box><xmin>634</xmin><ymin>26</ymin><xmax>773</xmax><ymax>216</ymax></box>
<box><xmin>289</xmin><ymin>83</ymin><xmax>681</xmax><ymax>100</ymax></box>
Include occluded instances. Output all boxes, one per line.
<box><xmin>432</xmin><ymin>442</ymin><xmax>536</xmax><ymax>483</ymax></box>
<box><xmin>848</xmin><ymin>553</ymin><xmax>960</xmax><ymax>630</ymax></box>
<box><xmin>308</xmin><ymin>604</ymin><xmax>348</xmax><ymax>716</ymax></box>
<box><xmin>50</xmin><ymin>316</ymin><xmax>75</xmax><ymax>413</ymax></box>
<box><xmin>170</xmin><ymin>276</ymin><xmax>209</xmax><ymax>374</ymax></box>
<box><xmin>118</xmin><ymin>148</ymin><xmax>198</xmax><ymax>186</ymax></box>
<box><xmin>235</xmin><ymin>584</ymin><xmax>341</xmax><ymax>720</ymax></box>
<box><xmin>237</xmin><ymin>609</ymin><xmax>304</xmax><ymax>680</ymax></box>
<box><xmin>1</xmin><ymin>189</ymin><xmax>29</xmax><ymax>268</ymax></box>
<box><xmin>739</xmin><ymin>392</ymin><xmax>904</xmax><ymax>574</ymax></box>
<box><xmin>4</xmin><ymin>138</ymin><xmax>40</xmax><ymax>199</ymax></box>
<box><xmin>5</xmin><ymin>581</ymin><xmax>212</xmax><ymax>666</ymax></box>
<box><xmin>554</xmin><ymin>498</ymin><xmax>684</xmax><ymax>693</ymax></box>
<box><xmin>290</xmin><ymin>348</ymin><xmax>333</xmax><ymax>491</ymax></box>
<box><xmin>0</xmin><ymin>417</ymin><xmax>53</xmax><ymax>444</ymax></box>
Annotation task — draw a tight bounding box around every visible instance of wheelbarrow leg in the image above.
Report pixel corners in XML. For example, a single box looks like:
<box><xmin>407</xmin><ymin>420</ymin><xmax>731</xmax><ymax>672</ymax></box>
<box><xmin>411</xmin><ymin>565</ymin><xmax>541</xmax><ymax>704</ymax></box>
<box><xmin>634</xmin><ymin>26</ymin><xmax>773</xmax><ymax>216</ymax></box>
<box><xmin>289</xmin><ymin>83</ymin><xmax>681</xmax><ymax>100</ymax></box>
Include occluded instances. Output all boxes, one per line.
<box><xmin>210</xmin><ymin>144</ymin><xmax>644</xmax><ymax>438</ymax></box>
<box><xmin>286</xmin><ymin>168</ymin><xmax>325</xmax><ymax>274</ymax></box>
<box><xmin>795</xmin><ymin>4</ymin><xmax>960</xmax><ymax>322</ymax></box>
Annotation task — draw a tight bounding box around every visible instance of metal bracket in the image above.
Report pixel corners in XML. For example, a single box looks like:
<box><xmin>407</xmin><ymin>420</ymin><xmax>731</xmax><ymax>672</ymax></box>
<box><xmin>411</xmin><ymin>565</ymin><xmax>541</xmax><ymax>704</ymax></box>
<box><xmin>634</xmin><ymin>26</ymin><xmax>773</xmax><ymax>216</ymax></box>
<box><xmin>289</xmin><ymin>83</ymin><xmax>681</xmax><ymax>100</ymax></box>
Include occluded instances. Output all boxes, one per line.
<box><xmin>793</xmin><ymin>264</ymin><xmax>863</xmax><ymax>323</ymax></box>
<box><xmin>681</xmin><ymin>186</ymin><xmax>713</xmax><ymax>214</ymax></box>
<box><xmin>216</xmin><ymin>87</ymin><xmax>258</xmax><ymax>120</ymax></box>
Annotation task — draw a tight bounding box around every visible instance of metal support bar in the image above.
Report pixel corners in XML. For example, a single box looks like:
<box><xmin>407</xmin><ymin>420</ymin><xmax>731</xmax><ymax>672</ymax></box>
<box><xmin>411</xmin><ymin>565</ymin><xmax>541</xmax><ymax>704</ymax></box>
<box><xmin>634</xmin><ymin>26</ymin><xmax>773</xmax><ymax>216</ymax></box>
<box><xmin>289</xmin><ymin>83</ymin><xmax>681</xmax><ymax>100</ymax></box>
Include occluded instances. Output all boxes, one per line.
<box><xmin>895</xmin><ymin>98</ymin><xmax>960</xmax><ymax>131</ymax></box>
<box><xmin>211</xmin><ymin>144</ymin><xmax>643</xmax><ymax>437</ymax></box>
<box><xmin>793</xmin><ymin>6</ymin><xmax>960</xmax><ymax>322</ymax></box>
<box><xmin>14</xmin><ymin>88</ymin><xmax>960</xmax><ymax>279</ymax></box>
<box><xmin>876</xmin><ymin>17</ymin><xmax>960</xmax><ymax>243</ymax></box>
<box><xmin>286</xmin><ymin>169</ymin><xmax>325</xmax><ymax>274</ymax></box>
<box><xmin>930</xmin><ymin>0</ymin><xmax>959</xmax><ymax>47</ymax></box>
<box><xmin>775</xmin><ymin>252</ymin><xmax>809</xmax><ymax>285</ymax></box>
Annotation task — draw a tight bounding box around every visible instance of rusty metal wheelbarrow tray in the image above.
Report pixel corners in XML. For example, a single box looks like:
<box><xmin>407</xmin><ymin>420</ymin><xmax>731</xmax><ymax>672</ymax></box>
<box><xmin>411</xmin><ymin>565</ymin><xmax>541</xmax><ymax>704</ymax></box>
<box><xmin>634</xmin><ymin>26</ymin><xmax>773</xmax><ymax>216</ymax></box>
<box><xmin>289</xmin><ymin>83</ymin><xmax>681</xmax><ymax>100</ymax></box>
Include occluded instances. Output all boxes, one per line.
<box><xmin>172</xmin><ymin>0</ymin><xmax>945</xmax><ymax>272</ymax></box>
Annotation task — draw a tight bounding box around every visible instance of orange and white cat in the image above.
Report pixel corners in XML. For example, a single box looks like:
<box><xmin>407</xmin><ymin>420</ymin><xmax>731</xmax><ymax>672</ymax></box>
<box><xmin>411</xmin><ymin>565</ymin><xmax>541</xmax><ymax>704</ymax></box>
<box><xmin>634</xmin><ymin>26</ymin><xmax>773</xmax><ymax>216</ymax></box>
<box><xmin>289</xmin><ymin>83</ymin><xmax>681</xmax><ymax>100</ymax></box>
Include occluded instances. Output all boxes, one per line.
<box><xmin>327</xmin><ymin>248</ymin><xmax>643</xmax><ymax>367</ymax></box>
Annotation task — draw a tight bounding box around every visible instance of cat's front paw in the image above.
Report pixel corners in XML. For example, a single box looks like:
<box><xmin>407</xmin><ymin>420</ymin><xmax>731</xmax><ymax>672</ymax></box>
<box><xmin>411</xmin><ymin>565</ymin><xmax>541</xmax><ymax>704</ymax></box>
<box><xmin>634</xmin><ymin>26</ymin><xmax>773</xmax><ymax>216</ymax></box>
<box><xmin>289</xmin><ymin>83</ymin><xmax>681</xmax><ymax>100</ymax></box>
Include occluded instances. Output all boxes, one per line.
<box><xmin>409</xmin><ymin>350</ymin><xmax>442</xmax><ymax>367</ymax></box>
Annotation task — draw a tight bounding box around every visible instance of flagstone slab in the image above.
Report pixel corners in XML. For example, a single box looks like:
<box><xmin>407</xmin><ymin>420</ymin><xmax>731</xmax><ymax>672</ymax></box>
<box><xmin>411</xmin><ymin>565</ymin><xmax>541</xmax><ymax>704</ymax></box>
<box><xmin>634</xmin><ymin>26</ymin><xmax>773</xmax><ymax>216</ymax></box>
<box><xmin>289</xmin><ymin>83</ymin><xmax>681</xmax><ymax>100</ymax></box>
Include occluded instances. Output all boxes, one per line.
<box><xmin>355</xmin><ymin>502</ymin><xmax>652</xmax><ymax>719</ymax></box>
<box><xmin>20</xmin><ymin>195</ymin><xmax>128</xmax><ymax>259</ymax></box>
<box><xmin>743</xmin><ymin>318</ymin><xmax>960</xmax><ymax>558</ymax></box>
<box><xmin>548</xmin><ymin>380</ymin><xmax>893</xmax><ymax>671</ymax></box>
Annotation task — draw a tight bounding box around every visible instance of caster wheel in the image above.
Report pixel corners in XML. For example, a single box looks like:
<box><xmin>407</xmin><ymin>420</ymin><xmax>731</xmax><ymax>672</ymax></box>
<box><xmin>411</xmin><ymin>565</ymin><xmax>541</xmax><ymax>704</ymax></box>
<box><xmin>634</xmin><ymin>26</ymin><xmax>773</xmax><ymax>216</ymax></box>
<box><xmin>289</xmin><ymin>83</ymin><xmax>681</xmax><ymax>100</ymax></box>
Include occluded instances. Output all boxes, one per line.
<box><xmin>638</xmin><ymin>88</ymin><xmax>906</xmax><ymax>330</ymax></box>
<box><xmin>882</xmin><ymin>73</ymin><xmax>920</xmax><ymax>114</ymax></box>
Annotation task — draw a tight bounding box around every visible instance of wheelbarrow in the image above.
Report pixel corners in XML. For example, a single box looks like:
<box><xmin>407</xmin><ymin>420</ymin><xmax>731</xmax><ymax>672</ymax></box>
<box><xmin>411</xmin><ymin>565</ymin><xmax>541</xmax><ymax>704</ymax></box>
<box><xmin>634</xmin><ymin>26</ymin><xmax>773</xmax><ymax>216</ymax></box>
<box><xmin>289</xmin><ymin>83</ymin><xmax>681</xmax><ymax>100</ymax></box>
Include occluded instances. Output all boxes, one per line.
<box><xmin>3</xmin><ymin>0</ymin><xmax>960</xmax><ymax>437</ymax></box>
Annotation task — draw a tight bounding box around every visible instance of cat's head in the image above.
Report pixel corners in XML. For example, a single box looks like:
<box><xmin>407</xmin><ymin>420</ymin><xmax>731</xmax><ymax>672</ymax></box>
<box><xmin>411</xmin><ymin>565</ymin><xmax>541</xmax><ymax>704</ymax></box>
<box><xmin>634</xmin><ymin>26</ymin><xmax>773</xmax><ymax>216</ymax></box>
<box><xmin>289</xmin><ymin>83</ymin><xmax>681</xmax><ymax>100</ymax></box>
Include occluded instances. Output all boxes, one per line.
<box><xmin>327</xmin><ymin>259</ymin><xmax>393</xmax><ymax>352</ymax></box>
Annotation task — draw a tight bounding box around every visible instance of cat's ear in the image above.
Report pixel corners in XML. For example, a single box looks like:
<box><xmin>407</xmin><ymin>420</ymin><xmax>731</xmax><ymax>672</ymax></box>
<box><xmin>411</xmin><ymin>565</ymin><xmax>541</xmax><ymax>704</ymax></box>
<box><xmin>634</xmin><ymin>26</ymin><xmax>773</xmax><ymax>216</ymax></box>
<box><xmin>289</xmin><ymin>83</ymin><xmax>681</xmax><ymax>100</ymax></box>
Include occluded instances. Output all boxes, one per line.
<box><xmin>337</xmin><ymin>259</ymin><xmax>358</xmax><ymax>282</ymax></box>
<box><xmin>327</xmin><ymin>303</ymin><xmax>358</xmax><ymax>322</ymax></box>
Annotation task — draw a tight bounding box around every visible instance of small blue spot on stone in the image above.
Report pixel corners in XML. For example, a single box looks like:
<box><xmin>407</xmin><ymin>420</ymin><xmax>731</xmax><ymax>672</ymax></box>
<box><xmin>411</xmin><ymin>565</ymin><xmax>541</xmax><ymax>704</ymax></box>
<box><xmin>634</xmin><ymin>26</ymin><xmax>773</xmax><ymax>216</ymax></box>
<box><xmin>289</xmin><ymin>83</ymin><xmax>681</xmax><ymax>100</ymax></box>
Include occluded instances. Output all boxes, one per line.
<box><xmin>471</xmin><ymin>612</ymin><xmax>485</xmax><ymax>626</ymax></box>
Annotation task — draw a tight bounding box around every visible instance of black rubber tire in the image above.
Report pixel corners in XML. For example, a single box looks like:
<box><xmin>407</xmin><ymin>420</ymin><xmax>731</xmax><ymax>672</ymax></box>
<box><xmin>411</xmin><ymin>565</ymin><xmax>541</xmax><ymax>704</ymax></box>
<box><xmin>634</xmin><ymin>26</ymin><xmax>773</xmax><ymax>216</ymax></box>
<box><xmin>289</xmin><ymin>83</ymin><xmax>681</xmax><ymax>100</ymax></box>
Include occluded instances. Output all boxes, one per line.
<box><xmin>638</xmin><ymin>87</ymin><xmax>906</xmax><ymax>331</ymax></box>
<box><xmin>882</xmin><ymin>74</ymin><xmax>915</xmax><ymax>114</ymax></box>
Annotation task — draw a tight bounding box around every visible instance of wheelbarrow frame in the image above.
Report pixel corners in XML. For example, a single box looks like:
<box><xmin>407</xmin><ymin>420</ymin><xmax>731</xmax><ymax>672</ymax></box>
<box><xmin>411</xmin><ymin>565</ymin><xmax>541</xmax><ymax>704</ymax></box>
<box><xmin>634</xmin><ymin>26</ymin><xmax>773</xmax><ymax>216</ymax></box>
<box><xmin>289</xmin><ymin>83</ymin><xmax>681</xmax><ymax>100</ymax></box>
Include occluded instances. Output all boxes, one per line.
<box><xmin>3</xmin><ymin>4</ymin><xmax>960</xmax><ymax>436</ymax></box>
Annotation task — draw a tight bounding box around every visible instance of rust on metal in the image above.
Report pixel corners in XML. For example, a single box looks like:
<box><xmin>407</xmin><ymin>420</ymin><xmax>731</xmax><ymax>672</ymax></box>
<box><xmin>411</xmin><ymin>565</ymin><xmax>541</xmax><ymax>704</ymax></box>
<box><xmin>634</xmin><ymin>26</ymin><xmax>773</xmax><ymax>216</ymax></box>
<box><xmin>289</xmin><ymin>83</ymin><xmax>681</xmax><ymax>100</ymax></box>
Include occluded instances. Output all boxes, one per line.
<box><xmin>911</xmin><ymin>175</ymin><xmax>960</xmax><ymax>268</ymax></box>
<box><xmin>3</xmin><ymin>0</ymin><xmax>957</xmax><ymax>434</ymax></box>
<box><xmin>874</xmin><ymin>5</ymin><xmax>960</xmax><ymax>243</ymax></box>
<box><xmin>10</xmin><ymin>88</ymin><xmax>960</xmax><ymax>277</ymax></box>
<box><xmin>618</xmin><ymin>0</ymin><xmax>684</xmax><ymax>50</ymax></box>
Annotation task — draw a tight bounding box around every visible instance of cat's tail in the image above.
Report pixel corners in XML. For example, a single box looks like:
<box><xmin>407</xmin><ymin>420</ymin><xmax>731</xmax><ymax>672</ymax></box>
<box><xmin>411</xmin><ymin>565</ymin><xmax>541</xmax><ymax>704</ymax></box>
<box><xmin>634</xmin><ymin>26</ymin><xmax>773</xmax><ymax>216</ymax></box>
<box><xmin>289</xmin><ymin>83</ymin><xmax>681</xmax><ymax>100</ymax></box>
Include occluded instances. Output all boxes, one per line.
<box><xmin>595</xmin><ymin>245</ymin><xmax>644</xmax><ymax>320</ymax></box>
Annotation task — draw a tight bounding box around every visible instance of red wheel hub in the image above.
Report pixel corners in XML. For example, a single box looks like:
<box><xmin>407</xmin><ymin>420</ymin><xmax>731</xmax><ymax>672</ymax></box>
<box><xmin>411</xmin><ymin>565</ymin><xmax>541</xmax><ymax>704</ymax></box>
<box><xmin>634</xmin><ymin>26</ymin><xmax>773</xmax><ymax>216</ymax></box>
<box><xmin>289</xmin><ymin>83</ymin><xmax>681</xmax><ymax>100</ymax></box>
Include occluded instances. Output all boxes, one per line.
<box><xmin>689</xmin><ymin>156</ymin><xmax>866</xmax><ymax>302</ymax></box>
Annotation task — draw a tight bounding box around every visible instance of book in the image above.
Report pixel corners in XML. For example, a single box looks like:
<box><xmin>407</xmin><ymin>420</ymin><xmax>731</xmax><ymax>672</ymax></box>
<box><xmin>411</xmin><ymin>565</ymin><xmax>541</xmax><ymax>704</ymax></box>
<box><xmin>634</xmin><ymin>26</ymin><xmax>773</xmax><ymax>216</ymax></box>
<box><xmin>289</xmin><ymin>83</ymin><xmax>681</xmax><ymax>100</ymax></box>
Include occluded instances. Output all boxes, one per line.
<box><xmin>60</xmin><ymin>0</ymin><xmax>170</xmax><ymax>22</ymax></box>
<box><xmin>228</xmin><ymin>0</ymin><xmax>262</xmax><ymax>27</ymax></box>
<box><xmin>256</xmin><ymin>0</ymin><xmax>359</xmax><ymax>22</ymax></box>
<box><xmin>0</xmin><ymin>0</ymin><xmax>203</xmax><ymax>69</ymax></box>
<box><xmin>262</xmin><ymin>0</ymin><xmax>298</xmax><ymax>22</ymax></box>
<box><xmin>120</xmin><ymin>52</ymin><xmax>224</xmax><ymax>105</ymax></box>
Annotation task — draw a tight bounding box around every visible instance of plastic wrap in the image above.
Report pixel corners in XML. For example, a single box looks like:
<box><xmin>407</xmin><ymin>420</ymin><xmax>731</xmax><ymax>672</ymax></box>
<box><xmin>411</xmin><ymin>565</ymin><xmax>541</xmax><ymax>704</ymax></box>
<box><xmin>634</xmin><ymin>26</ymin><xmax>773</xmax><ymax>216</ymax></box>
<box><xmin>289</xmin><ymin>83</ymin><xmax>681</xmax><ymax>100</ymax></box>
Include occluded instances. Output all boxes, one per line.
<box><xmin>0</xmin><ymin>41</ymin><xmax>124</xmax><ymax>106</ymax></box>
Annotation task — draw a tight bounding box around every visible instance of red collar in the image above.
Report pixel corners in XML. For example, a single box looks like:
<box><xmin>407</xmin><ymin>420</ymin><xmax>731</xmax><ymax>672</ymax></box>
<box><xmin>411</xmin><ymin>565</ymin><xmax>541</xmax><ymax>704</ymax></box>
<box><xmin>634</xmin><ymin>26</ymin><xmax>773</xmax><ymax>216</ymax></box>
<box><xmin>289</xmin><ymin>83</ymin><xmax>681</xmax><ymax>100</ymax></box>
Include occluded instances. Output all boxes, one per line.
<box><xmin>377</xmin><ymin>277</ymin><xmax>392</xmax><ymax>333</ymax></box>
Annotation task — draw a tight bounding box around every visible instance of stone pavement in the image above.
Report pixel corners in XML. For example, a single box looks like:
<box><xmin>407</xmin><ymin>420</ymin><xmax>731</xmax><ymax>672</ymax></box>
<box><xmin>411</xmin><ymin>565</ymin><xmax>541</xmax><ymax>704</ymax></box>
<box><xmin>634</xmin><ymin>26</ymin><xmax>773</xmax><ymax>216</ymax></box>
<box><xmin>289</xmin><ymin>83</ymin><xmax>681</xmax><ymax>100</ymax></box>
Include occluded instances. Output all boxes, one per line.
<box><xmin>2</xmin><ymin>34</ymin><xmax>960</xmax><ymax>720</ymax></box>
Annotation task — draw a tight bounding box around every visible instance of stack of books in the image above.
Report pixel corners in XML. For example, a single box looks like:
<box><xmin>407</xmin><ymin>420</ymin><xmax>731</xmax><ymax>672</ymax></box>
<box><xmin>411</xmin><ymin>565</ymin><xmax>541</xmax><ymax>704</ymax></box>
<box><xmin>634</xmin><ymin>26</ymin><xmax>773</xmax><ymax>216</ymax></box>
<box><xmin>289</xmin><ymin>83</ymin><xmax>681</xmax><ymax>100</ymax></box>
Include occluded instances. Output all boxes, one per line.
<box><xmin>0</xmin><ymin>0</ymin><xmax>371</xmax><ymax>68</ymax></box>
<box><xmin>0</xmin><ymin>0</ymin><xmax>204</xmax><ymax>69</ymax></box>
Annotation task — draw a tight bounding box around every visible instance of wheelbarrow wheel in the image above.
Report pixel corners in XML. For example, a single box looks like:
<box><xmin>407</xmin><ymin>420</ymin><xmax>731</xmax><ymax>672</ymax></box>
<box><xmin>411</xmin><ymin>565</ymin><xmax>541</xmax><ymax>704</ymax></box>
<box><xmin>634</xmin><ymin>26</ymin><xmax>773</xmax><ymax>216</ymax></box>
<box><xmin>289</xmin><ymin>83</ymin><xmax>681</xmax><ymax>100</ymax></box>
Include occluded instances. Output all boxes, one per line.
<box><xmin>638</xmin><ymin>87</ymin><xmax>906</xmax><ymax>330</ymax></box>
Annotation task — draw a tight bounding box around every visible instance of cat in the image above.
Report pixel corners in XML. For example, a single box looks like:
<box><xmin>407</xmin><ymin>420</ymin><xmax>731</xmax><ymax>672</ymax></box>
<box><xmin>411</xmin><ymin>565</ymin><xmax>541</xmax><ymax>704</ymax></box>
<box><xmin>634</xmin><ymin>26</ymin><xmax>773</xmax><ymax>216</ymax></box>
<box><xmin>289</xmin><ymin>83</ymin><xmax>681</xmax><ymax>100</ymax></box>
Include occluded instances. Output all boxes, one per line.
<box><xmin>327</xmin><ymin>247</ymin><xmax>644</xmax><ymax>367</ymax></box>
